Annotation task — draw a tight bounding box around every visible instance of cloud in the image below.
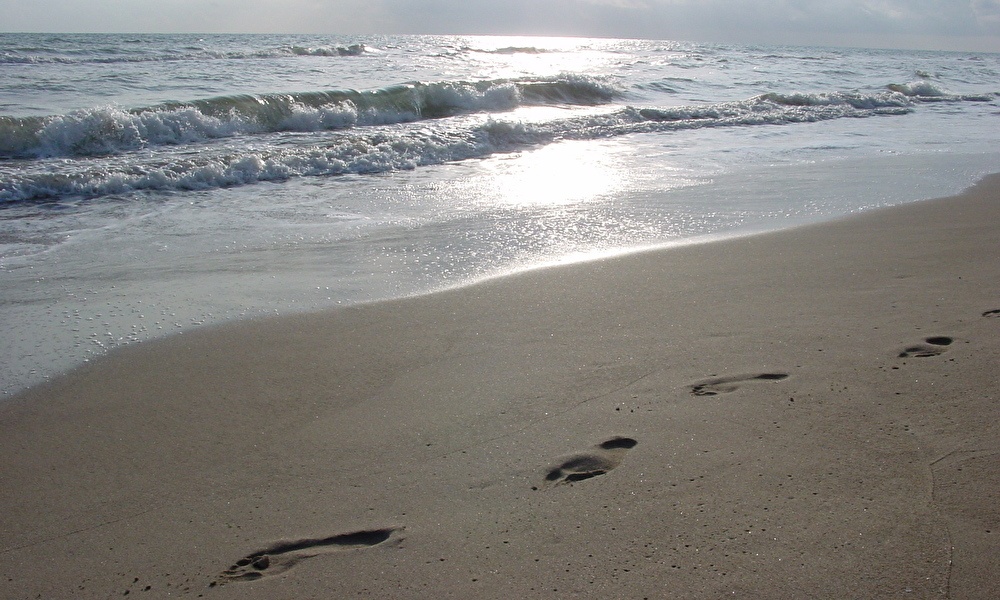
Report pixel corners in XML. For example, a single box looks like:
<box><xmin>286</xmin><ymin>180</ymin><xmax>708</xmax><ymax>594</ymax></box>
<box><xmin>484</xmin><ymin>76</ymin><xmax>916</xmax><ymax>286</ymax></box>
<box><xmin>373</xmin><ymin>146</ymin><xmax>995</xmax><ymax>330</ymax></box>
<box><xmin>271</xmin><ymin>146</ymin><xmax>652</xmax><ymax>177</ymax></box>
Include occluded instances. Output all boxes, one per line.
<box><xmin>580</xmin><ymin>0</ymin><xmax>651</xmax><ymax>8</ymax></box>
<box><xmin>362</xmin><ymin>0</ymin><xmax>999</xmax><ymax>46</ymax></box>
<box><xmin>631</xmin><ymin>0</ymin><xmax>1000</xmax><ymax>47</ymax></box>
<box><xmin>972</xmin><ymin>0</ymin><xmax>1000</xmax><ymax>22</ymax></box>
<box><xmin>0</xmin><ymin>0</ymin><xmax>997</xmax><ymax>51</ymax></box>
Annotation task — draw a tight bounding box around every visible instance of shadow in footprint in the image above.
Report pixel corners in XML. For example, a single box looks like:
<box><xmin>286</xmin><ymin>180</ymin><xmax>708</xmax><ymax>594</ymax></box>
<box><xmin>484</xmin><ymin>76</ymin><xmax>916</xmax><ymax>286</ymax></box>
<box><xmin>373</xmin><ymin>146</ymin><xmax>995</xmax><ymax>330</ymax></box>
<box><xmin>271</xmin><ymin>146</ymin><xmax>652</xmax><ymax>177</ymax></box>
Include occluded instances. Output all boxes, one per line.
<box><xmin>689</xmin><ymin>373</ymin><xmax>788</xmax><ymax>396</ymax></box>
<box><xmin>898</xmin><ymin>336</ymin><xmax>953</xmax><ymax>358</ymax></box>
<box><xmin>218</xmin><ymin>527</ymin><xmax>399</xmax><ymax>584</ymax></box>
<box><xmin>983</xmin><ymin>309</ymin><xmax>1000</xmax><ymax>318</ymax></box>
<box><xmin>544</xmin><ymin>436</ymin><xmax>638</xmax><ymax>486</ymax></box>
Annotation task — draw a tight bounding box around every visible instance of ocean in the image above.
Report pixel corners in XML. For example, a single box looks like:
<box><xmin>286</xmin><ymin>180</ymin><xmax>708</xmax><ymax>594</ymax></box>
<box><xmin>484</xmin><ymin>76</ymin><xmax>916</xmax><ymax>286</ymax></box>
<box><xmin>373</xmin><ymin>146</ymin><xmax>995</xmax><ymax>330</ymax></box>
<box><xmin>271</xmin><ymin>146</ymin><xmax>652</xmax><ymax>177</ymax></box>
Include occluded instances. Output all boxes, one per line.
<box><xmin>1</xmin><ymin>33</ymin><xmax>998</xmax><ymax>395</ymax></box>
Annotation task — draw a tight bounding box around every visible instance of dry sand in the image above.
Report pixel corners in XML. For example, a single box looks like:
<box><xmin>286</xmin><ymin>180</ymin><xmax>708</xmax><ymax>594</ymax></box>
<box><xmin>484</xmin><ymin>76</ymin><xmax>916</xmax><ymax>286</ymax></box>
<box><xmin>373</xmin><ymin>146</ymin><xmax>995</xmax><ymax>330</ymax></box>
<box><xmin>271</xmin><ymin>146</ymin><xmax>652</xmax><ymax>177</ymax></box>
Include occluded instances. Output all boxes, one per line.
<box><xmin>2</xmin><ymin>175</ymin><xmax>999</xmax><ymax>598</ymax></box>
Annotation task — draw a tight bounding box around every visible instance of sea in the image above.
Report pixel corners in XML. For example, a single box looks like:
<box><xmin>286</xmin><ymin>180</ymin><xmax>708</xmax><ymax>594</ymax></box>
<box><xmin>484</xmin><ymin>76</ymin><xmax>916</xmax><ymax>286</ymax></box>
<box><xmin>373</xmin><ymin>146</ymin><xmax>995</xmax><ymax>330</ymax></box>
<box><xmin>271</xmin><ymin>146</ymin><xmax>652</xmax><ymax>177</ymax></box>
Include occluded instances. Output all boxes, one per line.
<box><xmin>1</xmin><ymin>33</ymin><xmax>998</xmax><ymax>395</ymax></box>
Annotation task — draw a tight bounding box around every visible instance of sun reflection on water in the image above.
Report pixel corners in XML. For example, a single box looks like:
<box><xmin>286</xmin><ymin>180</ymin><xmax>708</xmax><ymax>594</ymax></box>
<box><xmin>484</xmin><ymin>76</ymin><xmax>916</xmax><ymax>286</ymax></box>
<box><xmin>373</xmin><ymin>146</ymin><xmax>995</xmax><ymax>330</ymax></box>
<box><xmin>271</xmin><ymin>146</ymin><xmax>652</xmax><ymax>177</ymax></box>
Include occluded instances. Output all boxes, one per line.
<box><xmin>461</xmin><ymin>35</ymin><xmax>618</xmax><ymax>79</ymax></box>
<box><xmin>471</xmin><ymin>139</ymin><xmax>626</xmax><ymax>206</ymax></box>
<box><xmin>416</xmin><ymin>135</ymin><xmax>714</xmax><ymax>282</ymax></box>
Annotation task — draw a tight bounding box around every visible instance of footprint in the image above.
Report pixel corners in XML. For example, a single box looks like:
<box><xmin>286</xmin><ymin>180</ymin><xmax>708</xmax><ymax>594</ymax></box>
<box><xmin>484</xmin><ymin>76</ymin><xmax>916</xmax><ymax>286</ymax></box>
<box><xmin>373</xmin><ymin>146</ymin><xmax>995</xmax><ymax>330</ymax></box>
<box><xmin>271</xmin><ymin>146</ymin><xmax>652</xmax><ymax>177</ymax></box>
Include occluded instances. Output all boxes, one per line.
<box><xmin>983</xmin><ymin>309</ymin><xmax>1000</xmax><ymax>318</ymax></box>
<box><xmin>544</xmin><ymin>437</ymin><xmax>638</xmax><ymax>485</ymax></box>
<box><xmin>898</xmin><ymin>336</ymin><xmax>953</xmax><ymax>358</ymax></box>
<box><xmin>689</xmin><ymin>373</ymin><xmax>788</xmax><ymax>396</ymax></box>
<box><xmin>217</xmin><ymin>527</ymin><xmax>400</xmax><ymax>584</ymax></box>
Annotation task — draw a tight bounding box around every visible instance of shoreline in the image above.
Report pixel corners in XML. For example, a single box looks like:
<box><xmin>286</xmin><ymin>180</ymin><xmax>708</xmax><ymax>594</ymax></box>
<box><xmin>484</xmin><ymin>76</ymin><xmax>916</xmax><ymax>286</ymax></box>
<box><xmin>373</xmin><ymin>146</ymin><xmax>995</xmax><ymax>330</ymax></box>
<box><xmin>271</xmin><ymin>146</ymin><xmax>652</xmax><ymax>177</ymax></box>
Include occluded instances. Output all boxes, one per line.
<box><xmin>2</xmin><ymin>174</ymin><xmax>999</xmax><ymax>598</ymax></box>
<box><xmin>4</xmin><ymin>151</ymin><xmax>998</xmax><ymax>398</ymax></box>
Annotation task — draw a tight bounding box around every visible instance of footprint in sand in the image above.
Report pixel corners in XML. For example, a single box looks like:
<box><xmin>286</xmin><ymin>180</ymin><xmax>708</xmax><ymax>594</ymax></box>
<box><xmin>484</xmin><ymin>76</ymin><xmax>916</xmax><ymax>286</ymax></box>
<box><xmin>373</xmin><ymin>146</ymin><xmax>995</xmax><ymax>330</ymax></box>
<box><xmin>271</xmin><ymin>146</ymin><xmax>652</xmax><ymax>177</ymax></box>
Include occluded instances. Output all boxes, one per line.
<box><xmin>543</xmin><ymin>436</ymin><xmax>638</xmax><ymax>486</ymax></box>
<box><xmin>217</xmin><ymin>527</ymin><xmax>400</xmax><ymax>584</ymax></box>
<box><xmin>898</xmin><ymin>336</ymin><xmax>953</xmax><ymax>358</ymax></box>
<box><xmin>688</xmin><ymin>373</ymin><xmax>789</xmax><ymax>396</ymax></box>
<box><xmin>983</xmin><ymin>309</ymin><xmax>1000</xmax><ymax>318</ymax></box>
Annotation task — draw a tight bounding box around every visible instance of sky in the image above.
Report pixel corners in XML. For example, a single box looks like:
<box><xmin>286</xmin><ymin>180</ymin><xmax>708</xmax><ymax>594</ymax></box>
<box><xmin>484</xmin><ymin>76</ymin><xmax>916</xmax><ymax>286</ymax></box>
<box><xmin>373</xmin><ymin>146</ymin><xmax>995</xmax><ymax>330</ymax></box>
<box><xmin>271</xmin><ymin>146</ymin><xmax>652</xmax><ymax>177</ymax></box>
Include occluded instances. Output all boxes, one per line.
<box><xmin>2</xmin><ymin>0</ymin><xmax>999</xmax><ymax>52</ymax></box>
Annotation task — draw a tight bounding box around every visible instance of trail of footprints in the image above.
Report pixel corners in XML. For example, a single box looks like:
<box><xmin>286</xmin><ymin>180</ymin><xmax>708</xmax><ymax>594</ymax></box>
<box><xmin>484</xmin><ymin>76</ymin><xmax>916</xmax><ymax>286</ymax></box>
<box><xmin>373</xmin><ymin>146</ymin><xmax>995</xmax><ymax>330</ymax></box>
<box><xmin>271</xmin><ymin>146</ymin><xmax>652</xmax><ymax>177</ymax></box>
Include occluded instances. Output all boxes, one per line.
<box><xmin>682</xmin><ymin>312</ymin><xmax>997</xmax><ymax>399</ymax></box>
<box><xmin>210</xmin><ymin>310</ymin><xmax>997</xmax><ymax>589</ymax></box>
<box><xmin>895</xmin><ymin>308</ymin><xmax>998</xmax><ymax>358</ymax></box>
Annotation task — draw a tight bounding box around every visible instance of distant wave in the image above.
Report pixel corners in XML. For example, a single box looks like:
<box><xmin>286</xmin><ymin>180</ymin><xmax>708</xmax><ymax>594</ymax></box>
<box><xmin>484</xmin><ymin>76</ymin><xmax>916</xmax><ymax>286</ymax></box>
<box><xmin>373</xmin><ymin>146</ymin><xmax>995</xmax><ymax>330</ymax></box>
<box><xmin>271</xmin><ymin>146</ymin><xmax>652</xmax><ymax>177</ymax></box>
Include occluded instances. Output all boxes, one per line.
<box><xmin>0</xmin><ymin>76</ymin><xmax>621</xmax><ymax>159</ymax></box>
<box><xmin>753</xmin><ymin>53</ymin><xmax>839</xmax><ymax>62</ymax></box>
<box><xmin>469</xmin><ymin>46</ymin><xmax>553</xmax><ymax>55</ymax></box>
<box><xmin>290</xmin><ymin>43</ymin><xmax>367</xmax><ymax>57</ymax></box>
<box><xmin>0</xmin><ymin>88</ymin><xmax>941</xmax><ymax>204</ymax></box>
<box><xmin>0</xmin><ymin>43</ymin><xmax>372</xmax><ymax>65</ymax></box>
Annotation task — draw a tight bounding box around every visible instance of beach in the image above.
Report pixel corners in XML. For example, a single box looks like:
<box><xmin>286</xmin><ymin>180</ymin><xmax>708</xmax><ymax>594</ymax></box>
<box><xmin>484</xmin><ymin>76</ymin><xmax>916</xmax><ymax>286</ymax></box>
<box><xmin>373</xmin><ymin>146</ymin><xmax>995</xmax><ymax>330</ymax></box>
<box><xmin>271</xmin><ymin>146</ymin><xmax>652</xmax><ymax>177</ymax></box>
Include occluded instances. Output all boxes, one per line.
<box><xmin>2</xmin><ymin>174</ymin><xmax>998</xmax><ymax>598</ymax></box>
<box><xmin>4</xmin><ymin>35</ymin><xmax>999</xmax><ymax>397</ymax></box>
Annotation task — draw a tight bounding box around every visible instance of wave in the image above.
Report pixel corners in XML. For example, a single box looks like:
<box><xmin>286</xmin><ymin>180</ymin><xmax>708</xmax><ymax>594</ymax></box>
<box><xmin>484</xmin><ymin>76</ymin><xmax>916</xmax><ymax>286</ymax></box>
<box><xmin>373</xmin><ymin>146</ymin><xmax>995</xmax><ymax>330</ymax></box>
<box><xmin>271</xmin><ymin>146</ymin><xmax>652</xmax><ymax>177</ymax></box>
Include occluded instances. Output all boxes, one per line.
<box><xmin>0</xmin><ymin>43</ymin><xmax>372</xmax><ymax>65</ymax></box>
<box><xmin>0</xmin><ymin>76</ymin><xmax>621</xmax><ymax>159</ymax></box>
<box><xmin>886</xmin><ymin>81</ymin><xmax>994</xmax><ymax>102</ymax></box>
<box><xmin>0</xmin><ymin>123</ymin><xmax>534</xmax><ymax>203</ymax></box>
<box><xmin>632</xmin><ymin>91</ymin><xmax>914</xmax><ymax>130</ymax></box>
<box><xmin>470</xmin><ymin>46</ymin><xmax>552</xmax><ymax>55</ymax></box>
<box><xmin>0</xmin><ymin>89</ymin><xmax>929</xmax><ymax>204</ymax></box>
<box><xmin>634</xmin><ymin>79</ymin><xmax>694</xmax><ymax>94</ymax></box>
<box><xmin>290</xmin><ymin>43</ymin><xmax>367</xmax><ymax>57</ymax></box>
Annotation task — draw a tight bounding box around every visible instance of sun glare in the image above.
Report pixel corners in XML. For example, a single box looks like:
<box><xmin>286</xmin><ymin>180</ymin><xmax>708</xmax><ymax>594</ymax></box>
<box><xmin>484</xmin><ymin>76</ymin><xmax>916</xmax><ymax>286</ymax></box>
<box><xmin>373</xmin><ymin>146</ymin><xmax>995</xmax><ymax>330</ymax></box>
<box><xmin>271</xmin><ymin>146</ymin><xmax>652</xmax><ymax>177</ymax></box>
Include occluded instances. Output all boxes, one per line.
<box><xmin>482</xmin><ymin>140</ymin><xmax>625</xmax><ymax>207</ymax></box>
<box><xmin>462</xmin><ymin>35</ymin><xmax>613</xmax><ymax>79</ymax></box>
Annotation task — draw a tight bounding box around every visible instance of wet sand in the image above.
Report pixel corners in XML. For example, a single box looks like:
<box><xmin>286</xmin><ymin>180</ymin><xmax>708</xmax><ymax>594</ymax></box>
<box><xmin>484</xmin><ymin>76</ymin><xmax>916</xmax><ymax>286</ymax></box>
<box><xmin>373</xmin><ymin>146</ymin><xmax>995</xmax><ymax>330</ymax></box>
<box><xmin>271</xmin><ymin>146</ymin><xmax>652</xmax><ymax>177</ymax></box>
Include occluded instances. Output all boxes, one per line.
<box><xmin>2</xmin><ymin>175</ymin><xmax>998</xmax><ymax>598</ymax></box>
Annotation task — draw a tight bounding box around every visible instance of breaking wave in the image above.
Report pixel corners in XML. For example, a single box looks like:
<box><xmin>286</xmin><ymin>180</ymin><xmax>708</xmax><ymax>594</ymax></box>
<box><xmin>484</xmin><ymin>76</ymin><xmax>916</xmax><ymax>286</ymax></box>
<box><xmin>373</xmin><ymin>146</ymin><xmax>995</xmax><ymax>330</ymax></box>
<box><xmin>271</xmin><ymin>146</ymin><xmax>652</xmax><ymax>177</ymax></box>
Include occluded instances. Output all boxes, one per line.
<box><xmin>886</xmin><ymin>80</ymin><xmax>994</xmax><ymax>102</ymax></box>
<box><xmin>0</xmin><ymin>76</ymin><xmax>620</xmax><ymax>159</ymax></box>
<box><xmin>290</xmin><ymin>44</ymin><xmax>367</xmax><ymax>57</ymax></box>
<box><xmin>1</xmin><ymin>88</ymin><xmax>937</xmax><ymax>204</ymax></box>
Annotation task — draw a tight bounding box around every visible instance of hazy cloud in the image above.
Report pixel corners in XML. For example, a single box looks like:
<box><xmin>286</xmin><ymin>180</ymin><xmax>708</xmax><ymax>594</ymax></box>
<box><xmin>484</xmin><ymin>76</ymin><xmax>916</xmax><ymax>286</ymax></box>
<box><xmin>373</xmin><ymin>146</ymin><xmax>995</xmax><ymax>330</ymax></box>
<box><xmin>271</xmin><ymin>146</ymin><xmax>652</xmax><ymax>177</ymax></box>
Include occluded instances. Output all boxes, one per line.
<box><xmin>580</xmin><ymin>0</ymin><xmax>652</xmax><ymax>8</ymax></box>
<box><xmin>1</xmin><ymin>0</ymin><xmax>997</xmax><ymax>51</ymax></box>
<box><xmin>972</xmin><ymin>0</ymin><xmax>1000</xmax><ymax>22</ymax></box>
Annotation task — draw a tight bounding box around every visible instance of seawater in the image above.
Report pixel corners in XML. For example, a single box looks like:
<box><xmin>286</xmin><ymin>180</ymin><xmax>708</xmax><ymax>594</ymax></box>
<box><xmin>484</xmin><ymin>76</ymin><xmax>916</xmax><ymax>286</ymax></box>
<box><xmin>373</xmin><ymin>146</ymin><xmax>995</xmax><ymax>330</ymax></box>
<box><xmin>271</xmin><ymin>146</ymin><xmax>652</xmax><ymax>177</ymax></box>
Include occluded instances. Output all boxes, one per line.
<box><xmin>1</xmin><ymin>34</ymin><xmax>998</xmax><ymax>394</ymax></box>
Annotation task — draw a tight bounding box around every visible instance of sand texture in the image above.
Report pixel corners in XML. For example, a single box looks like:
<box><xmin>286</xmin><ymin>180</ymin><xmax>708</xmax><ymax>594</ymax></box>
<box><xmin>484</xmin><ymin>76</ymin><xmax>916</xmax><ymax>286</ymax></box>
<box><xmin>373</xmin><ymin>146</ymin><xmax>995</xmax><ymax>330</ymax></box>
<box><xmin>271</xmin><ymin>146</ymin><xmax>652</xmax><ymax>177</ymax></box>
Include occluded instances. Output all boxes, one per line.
<box><xmin>2</xmin><ymin>175</ymin><xmax>999</xmax><ymax>598</ymax></box>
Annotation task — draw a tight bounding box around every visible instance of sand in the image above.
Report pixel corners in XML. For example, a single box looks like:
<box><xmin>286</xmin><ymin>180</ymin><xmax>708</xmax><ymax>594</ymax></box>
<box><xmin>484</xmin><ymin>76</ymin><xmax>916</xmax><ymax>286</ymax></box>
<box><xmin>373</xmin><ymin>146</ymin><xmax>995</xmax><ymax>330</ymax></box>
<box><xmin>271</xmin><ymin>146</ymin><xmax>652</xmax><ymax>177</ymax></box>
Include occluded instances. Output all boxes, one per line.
<box><xmin>2</xmin><ymin>175</ymin><xmax>999</xmax><ymax>599</ymax></box>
